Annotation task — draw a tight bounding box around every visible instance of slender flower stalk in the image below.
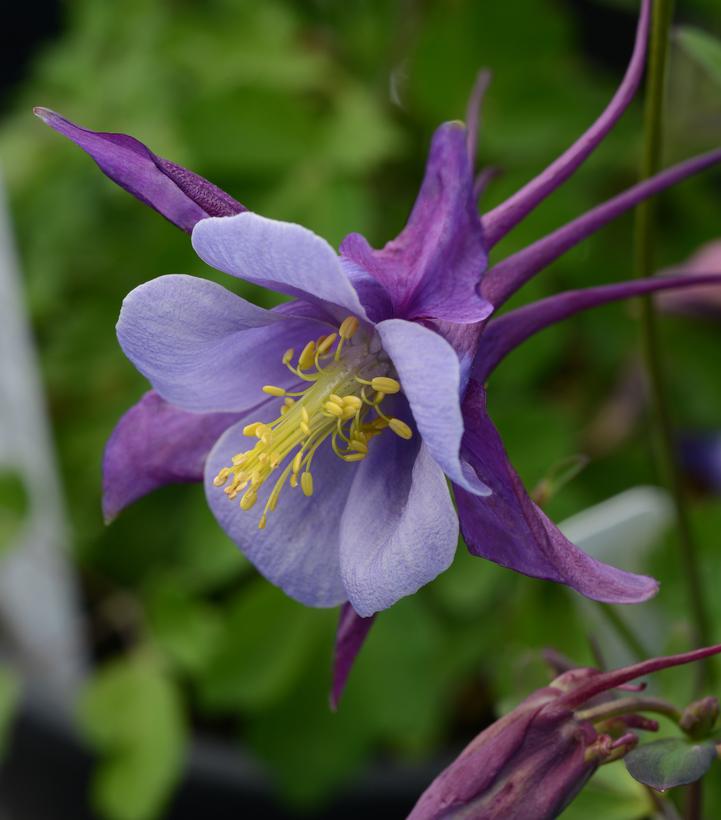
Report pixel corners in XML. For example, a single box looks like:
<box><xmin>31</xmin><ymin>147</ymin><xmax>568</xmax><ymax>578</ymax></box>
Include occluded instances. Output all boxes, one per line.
<box><xmin>633</xmin><ymin>0</ymin><xmax>715</xmax><ymax>678</ymax></box>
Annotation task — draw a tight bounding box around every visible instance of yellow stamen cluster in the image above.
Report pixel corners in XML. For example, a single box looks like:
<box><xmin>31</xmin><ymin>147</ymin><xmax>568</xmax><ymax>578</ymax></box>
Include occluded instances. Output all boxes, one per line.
<box><xmin>213</xmin><ymin>315</ymin><xmax>411</xmax><ymax>529</ymax></box>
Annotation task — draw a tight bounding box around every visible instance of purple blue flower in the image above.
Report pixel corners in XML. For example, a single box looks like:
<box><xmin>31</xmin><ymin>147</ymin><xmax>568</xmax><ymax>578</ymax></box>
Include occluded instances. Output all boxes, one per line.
<box><xmin>36</xmin><ymin>0</ymin><xmax>721</xmax><ymax>696</ymax></box>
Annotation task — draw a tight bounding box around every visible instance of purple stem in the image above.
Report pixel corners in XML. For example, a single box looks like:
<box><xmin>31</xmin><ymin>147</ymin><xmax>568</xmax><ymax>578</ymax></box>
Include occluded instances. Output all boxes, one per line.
<box><xmin>481</xmin><ymin>148</ymin><xmax>721</xmax><ymax>308</ymax></box>
<box><xmin>481</xmin><ymin>0</ymin><xmax>650</xmax><ymax>246</ymax></box>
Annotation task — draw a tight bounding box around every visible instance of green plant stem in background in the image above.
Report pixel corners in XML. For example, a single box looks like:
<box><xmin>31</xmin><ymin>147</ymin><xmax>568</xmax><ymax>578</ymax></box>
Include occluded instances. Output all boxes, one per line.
<box><xmin>597</xmin><ymin>603</ymin><xmax>651</xmax><ymax>661</ymax></box>
<box><xmin>634</xmin><ymin>0</ymin><xmax>715</xmax><ymax>687</ymax></box>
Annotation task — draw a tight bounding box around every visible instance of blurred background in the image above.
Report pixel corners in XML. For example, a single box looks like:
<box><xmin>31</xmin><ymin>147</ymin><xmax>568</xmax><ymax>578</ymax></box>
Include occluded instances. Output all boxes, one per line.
<box><xmin>2</xmin><ymin>0</ymin><xmax>721</xmax><ymax>817</ymax></box>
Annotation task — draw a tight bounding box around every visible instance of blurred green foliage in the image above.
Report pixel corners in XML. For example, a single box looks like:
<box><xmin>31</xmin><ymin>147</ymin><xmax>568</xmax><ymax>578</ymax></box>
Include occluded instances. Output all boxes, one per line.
<box><xmin>0</xmin><ymin>470</ymin><xmax>29</xmax><ymax>554</ymax></box>
<box><xmin>0</xmin><ymin>667</ymin><xmax>20</xmax><ymax>761</ymax></box>
<box><xmin>2</xmin><ymin>0</ymin><xmax>721</xmax><ymax>817</ymax></box>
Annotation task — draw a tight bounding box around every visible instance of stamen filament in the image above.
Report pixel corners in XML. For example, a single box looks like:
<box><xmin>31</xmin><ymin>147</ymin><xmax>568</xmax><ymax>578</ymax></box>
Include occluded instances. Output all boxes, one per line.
<box><xmin>213</xmin><ymin>314</ymin><xmax>413</xmax><ymax>527</ymax></box>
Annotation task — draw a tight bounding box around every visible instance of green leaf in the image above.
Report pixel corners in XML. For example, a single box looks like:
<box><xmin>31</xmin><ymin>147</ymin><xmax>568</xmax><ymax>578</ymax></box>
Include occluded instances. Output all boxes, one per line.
<box><xmin>144</xmin><ymin>577</ymin><xmax>222</xmax><ymax>675</ymax></box>
<box><xmin>79</xmin><ymin>655</ymin><xmax>186</xmax><ymax>820</ymax></box>
<box><xmin>0</xmin><ymin>666</ymin><xmax>21</xmax><ymax>760</ymax></box>
<box><xmin>560</xmin><ymin>765</ymin><xmax>652</xmax><ymax>820</ymax></box>
<box><xmin>0</xmin><ymin>469</ymin><xmax>29</xmax><ymax>553</ymax></box>
<box><xmin>625</xmin><ymin>737</ymin><xmax>718</xmax><ymax>792</ymax></box>
<box><xmin>676</xmin><ymin>27</ymin><xmax>721</xmax><ymax>88</ymax></box>
<box><xmin>198</xmin><ymin>582</ymin><xmax>323</xmax><ymax>712</ymax></box>
<box><xmin>246</xmin><ymin>640</ymin><xmax>374</xmax><ymax>809</ymax></box>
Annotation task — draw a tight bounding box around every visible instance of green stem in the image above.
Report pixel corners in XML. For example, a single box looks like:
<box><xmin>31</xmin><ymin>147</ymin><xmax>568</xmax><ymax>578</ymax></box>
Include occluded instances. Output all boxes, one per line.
<box><xmin>597</xmin><ymin>603</ymin><xmax>651</xmax><ymax>661</ymax></box>
<box><xmin>634</xmin><ymin>0</ymin><xmax>714</xmax><ymax>685</ymax></box>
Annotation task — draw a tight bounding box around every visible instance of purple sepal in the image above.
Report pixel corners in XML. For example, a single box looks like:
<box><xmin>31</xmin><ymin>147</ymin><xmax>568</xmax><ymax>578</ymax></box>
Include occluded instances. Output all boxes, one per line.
<box><xmin>340</xmin><ymin>122</ymin><xmax>492</xmax><ymax>324</ymax></box>
<box><xmin>34</xmin><ymin>108</ymin><xmax>244</xmax><ymax>233</ymax></box>
<box><xmin>474</xmin><ymin>272</ymin><xmax>721</xmax><ymax>383</ymax></box>
<box><xmin>330</xmin><ymin>603</ymin><xmax>376</xmax><ymax>710</ymax></box>
<box><xmin>481</xmin><ymin>0</ymin><xmax>650</xmax><ymax>246</ymax></box>
<box><xmin>455</xmin><ymin>383</ymin><xmax>659</xmax><ymax>604</ymax></box>
<box><xmin>102</xmin><ymin>390</ymin><xmax>239</xmax><ymax>522</ymax></box>
<box><xmin>482</xmin><ymin>147</ymin><xmax>721</xmax><ymax>308</ymax></box>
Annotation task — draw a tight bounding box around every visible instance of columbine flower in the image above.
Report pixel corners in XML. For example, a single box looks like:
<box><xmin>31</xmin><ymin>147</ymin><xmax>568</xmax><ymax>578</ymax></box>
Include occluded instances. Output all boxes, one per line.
<box><xmin>37</xmin><ymin>0</ymin><xmax>721</xmax><ymax>675</ymax></box>
<box><xmin>408</xmin><ymin>644</ymin><xmax>721</xmax><ymax>820</ymax></box>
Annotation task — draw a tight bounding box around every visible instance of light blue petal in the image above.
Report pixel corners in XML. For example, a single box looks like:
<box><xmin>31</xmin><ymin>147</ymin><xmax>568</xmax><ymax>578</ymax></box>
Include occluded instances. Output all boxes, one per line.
<box><xmin>117</xmin><ymin>274</ymin><xmax>329</xmax><ymax>413</ymax></box>
<box><xmin>204</xmin><ymin>410</ymin><xmax>355</xmax><ymax>608</ymax></box>
<box><xmin>376</xmin><ymin>318</ymin><xmax>490</xmax><ymax>495</ymax></box>
<box><xmin>340</xmin><ymin>437</ymin><xmax>458</xmax><ymax>616</ymax></box>
<box><xmin>192</xmin><ymin>212</ymin><xmax>368</xmax><ymax>321</ymax></box>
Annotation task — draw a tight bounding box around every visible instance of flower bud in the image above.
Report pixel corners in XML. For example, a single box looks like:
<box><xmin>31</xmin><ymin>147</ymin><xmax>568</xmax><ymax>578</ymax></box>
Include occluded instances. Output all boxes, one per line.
<box><xmin>679</xmin><ymin>696</ymin><xmax>719</xmax><ymax>740</ymax></box>
<box><xmin>409</xmin><ymin>644</ymin><xmax>721</xmax><ymax>820</ymax></box>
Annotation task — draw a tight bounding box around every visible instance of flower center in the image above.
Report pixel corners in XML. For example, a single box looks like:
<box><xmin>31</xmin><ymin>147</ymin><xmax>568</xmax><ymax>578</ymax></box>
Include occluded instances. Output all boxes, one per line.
<box><xmin>213</xmin><ymin>315</ymin><xmax>412</xmax><ymax>530</ymax></box>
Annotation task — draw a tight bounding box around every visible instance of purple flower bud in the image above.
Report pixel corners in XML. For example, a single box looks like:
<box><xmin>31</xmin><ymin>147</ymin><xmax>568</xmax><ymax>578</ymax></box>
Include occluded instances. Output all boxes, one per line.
<box><xmin>409</xmin><ymin>644</ymin><xmax>721</xmax><ymax>820</ymax></box>
<box><xmin>408</xmin><ymin>686</ymin><xmax>599</xmax><ymax>820</ymax></box>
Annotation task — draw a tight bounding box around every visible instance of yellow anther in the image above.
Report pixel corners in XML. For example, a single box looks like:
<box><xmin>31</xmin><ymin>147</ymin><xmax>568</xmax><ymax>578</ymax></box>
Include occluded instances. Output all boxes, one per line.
<box><xmin>214</xmin><ymin>322</ymin><xmax>414</xmax><ymax>527</ymax></box>
<box><xmin>213</xmin><ymin>467</ymin><xmax>231</xmax><ymax>487</ymax></box>
<box><xmin>298</xmin><ymin>341</ymin><xmax>317</xmax><ymax>370</ymax></box>
<box><xmin>324</xmin><ymin>401</ymin><xmax>344</xmax><ymax>418</ymax></box>
<box><xmin>343</xmin><ymin>453</ymin><xmax>366</xmax><ymax>462</ymax></box>
<box><xmin>317</xmin><ymin>333</ymin><xmax>338</xmax><ymax>355</ymax></box>
<box><xmin>240</xmin><ymin>488</ymin><xmax>258</xmax><ymax>511</ymax></box>
<box><xmin>371</xmin><ymin>376</ymin><xmax>401</xmax><ymax>394</ymax></box>
<box><xmin>301</xmin><ymin>472</ymin><xmax>314</xmax><ymax>497</ymax></box>
<box><xmin>262</xmin><ymin>385</ymin><xmax>286</xmax><ymax>397</ymax></box>
<box><xmin>389</xmin><ymin>418</ymin><xmax>413</xmax><ymax>440</ymax></box>
<box><xmin>339</xmin><ymin>316</ymin><xmax>360</xmax><ymax>339</ymax></box>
